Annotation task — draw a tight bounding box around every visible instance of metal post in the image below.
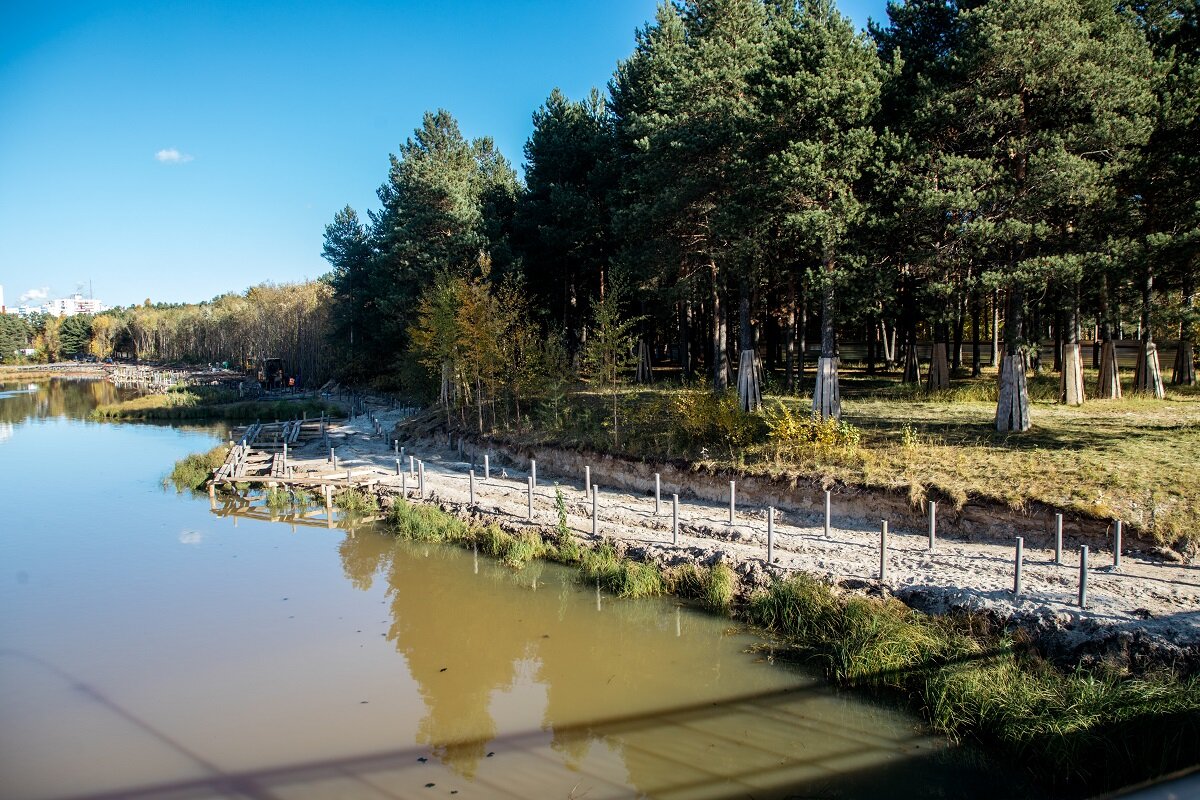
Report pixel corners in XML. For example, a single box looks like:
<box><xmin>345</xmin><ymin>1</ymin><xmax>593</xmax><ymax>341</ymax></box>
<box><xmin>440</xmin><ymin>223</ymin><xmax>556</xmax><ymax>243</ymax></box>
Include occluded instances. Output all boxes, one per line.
<box><xmin>418</xmin><ymin>461</ymin><xmax>425</xmax><ymax>500</ymax></box>
<box><xmin>928</xmin><ymin>500</ymin><xmax>936</xmax><ymax>551</ymax></box>
<box><xmin>531</xmin><ymin>459</ymin><xmax>537</xmax><ymax>488</ymax></box>
<box><xmin>584</xmin><ymin>465</ymin><xmax>591</xmax><ymax>497</ymax></box>
<box><xmin>333</xmin><ymin>454</ymin><xmax>338</xmax><ymax>470</ymax></box>
<box><xmin>1114</xmin><ymin>520</ymin><xmax>1122</xmax><ymax>569</ymax></box>
<box><xmin>400</xmin><ymin>446</ymin><xmax>405</xmax><ymax>462</ymax></box>
<box><xmin>1014</xmin><ymin>537</ymin><xmax>1024</xmax><ymax>596</ymax></box>
<box><xmin>767</xmin><ymin>507</ymin><xmax>775</xmax><ymax>564</ymax></box>
<box><xmin>328</xmin><ymin>446</ymin><xmax>334</xmax><ymax>463</ymax></box>
<box><xmin>592</xmin><ymin>487</ymin><xmax>598</xmax><ymax>537</ymax></box>
<box><xmin>395</xmin><ymin>458</ymin><xmax>401</xmax><ymax>476</ymax></box>
<box><xmin>729</xmin><ymin>480</ymin><xmax>736</xmax><ymax>524</ymax></box>
<box><xmin>672</xmin><ymin>494</ymin><xmax>679</xmax><ymax>545</ymax></box>
<box><xmin>1055</xmin><ymin>513</ymin><xmax>1063</xmax><ymax>565</ymax></box>
<box><xmin>484</xmin><ymin>453</ymin><xmax>490</xmax><ymax>481</ymax></box>
<box><xmin>469</xmin><ymin>469</ymin><xmax>475</xmax><ymax>506</ymax></box>
<box><xmin>1079</xmin><ymin>545</ymin><xmax>1089</xmax><ymax>608</ymax></box>
<box><xmin>879</xmin><ymin>520</ymin><xmax>888</xmax><ymax>582</ymax></box>
<box><xmin>394</xmin><ymin>440</ymin><xmax>399</xmax><ymax>455</ymax></box>
<box><xmin>409</xmin><ymin>455</ymin><xmax>415</xmax><ymax>477</ymax></box>
<box><xmin>527</xmin><ymin>477</ymin><xmax>534</xmax><ymax>520</ymax></box>
<box><xmin>282</xmin><ymin>442</ymin><xmax>287</xmax><ymax>464</ymax></box>
<box><xmin>824</xmin><ymin>490</ymin><xmax>831</xmax><ymax>538</ymax></box>
<box><xmin>401</xmin><ymin>471</ymin><xmax>407</xmax><ymax>498</ymax></box>
<box><xmin>346</xmin><ymin>469</ymin><xmax>352</xmax><ymax>483</ymax></box>
<box><xmin>654</xmin><ymin>473</ymin><xmax>661</xmax><ymax>515</ymax></box>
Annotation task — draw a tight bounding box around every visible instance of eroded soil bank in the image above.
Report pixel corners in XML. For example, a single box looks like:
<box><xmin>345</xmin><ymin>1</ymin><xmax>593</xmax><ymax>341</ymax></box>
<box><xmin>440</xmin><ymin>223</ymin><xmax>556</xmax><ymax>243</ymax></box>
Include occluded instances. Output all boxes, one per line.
<box><xmin>264</xmin><ymin>402</ymin><xmax>1200</xmax><ymax>675</ymax></box>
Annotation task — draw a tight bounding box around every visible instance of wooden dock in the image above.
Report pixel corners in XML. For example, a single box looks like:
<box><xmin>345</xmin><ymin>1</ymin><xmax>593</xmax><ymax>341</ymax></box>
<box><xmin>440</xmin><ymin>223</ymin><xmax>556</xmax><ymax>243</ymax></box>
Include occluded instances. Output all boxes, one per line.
<box><xmin>211</xmin><ymin>414</ymin><xmax>346</xmax><ymax>490</ymax></box>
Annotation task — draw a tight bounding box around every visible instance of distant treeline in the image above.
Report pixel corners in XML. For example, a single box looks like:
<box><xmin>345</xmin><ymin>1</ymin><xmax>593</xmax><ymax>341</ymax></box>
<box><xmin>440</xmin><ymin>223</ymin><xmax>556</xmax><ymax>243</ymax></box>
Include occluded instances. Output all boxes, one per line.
<box><xmin>4</xmin><ymin>283</ymin><xmax>334</xmax><ymax>387</ymax></box>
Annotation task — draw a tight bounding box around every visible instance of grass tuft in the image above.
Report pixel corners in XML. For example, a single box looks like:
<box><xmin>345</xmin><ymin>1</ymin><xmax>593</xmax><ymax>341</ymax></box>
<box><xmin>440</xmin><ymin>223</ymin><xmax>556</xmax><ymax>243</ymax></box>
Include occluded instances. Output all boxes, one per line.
<box><xmin>168</xmin><ymin>443</ymin><xmax>230</xmax><ymax>492</ymax></box>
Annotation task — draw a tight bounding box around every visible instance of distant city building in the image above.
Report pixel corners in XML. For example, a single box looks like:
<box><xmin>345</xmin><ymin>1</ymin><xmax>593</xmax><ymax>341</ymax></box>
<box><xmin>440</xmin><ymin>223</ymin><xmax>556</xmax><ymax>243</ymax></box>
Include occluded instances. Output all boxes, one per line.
<box><xmin>40</xmin><ymin>293</ymin><xmax>109</xmax><ymax>317</ymax></box>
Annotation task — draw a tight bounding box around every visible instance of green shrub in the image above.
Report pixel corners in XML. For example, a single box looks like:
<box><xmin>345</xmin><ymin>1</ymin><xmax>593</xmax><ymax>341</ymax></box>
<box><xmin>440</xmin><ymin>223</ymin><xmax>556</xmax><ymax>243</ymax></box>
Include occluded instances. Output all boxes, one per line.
<box><xmin>763</xmin><ymin>401</ymin><xmax>862</xmax><ymax>460</ymax></box>
<box><xmin>168</xmin><ymin>443</ymin><xmax>230</xmax><ymax>492</ymax></box>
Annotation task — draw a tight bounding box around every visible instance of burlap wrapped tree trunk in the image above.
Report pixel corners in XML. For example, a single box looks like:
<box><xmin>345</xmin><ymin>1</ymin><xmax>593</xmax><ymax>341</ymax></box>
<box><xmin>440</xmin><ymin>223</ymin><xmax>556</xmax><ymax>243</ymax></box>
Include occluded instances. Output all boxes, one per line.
<box><xmin>812</xmin><ymin>356</ymin><xmax>840</xmax><ymax>420</ymax></box>
<box><xmin>902</xmin><ymin>342</ymin><xmax>922</xmax><ymax>384</ymax></box>
<box><xmin>635</xmin><ymin>339</ymin><xmax>653</xmax><ymax>384</ymax></box>
<box><xmin>1173</xmin><ymin>341</ymin><xmax>1196</xmax><ymax>386</ymax></box>
<box><xmin>926</xmin><ymin>342</ymin><xmax>949</xmax><ymax>391</ymax></box>
<box><xmin>1096</xmin><ymin>340</ymin><xmax>1122</xmax><ymax>399</ymax></box>
<box><xmin>1134</xmin><ymin>340</ymin><xmax>1165</xmax><ymax>399</ymax></box>
<box><xmin>1060</xmin><ymin>343</ymin><xmax>1085</xmax><ymax>406</ymax></box>
<box><xmin>737</xmin><ymin>349</ymin><xmax>762</xmax><ymax>413</ymax></box>
<box><xmin>996</xmin><ymin>354</ymin><xmax>1031</xmax><ymax>432</ymax></box>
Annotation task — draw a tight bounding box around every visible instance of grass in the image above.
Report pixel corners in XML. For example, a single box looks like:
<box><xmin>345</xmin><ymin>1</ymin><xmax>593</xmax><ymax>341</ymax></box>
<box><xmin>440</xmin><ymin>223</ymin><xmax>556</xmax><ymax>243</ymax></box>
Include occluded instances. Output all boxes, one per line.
<box><xmin>334</xmin><ymin>488</ymin><xmax>379</xmax><ymax>516</ymax></box>
<box><xmin>94</xmin><ymin>385</ymin><xmax>338</xmax><ymax>421</ymax></box>
<box><xmin>421</xmin><ymin>365</ymin><xmax>1200</xmax><ymax>550</ymax></box>
<box><xmin>747</xmin><ymin>573</ymin><xmax>1200</xmax><ymax>795</ymax></box>
<box><xmin>167</xmin><ymin>443</ymin><xmax>231</xmax><ymax>491</ymax></box>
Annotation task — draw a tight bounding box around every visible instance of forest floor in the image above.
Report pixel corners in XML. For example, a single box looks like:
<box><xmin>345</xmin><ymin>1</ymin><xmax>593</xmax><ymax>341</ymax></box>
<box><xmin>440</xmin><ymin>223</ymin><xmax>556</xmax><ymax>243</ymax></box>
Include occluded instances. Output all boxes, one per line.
<box><xmin>276</xmin><ymin>400</ymin><xmax>1200</xmax><ymax>674</ymax></box>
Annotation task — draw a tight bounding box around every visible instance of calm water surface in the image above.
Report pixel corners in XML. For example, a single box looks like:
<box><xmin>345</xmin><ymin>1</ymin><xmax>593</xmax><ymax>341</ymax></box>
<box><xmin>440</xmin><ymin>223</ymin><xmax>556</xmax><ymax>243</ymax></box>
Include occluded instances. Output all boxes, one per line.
<box><xmin>0</xmin><ymin>379</ymin><xmax>1037</xmax><ymax>799</ymax></box>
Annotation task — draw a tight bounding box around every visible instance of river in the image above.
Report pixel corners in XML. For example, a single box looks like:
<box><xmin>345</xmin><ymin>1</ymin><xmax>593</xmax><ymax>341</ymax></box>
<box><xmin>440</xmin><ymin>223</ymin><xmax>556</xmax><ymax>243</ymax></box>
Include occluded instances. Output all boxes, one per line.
<box><xmin>0</xmin><ymin>378</ymin><xmax>1037</xmax><ymax>799</ymax></box>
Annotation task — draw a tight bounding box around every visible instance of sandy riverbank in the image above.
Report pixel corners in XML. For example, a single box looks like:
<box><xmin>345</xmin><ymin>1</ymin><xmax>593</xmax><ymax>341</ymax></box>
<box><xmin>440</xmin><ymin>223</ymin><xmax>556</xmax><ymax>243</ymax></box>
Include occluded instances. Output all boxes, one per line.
<box><xmin>273</xmin><ymin>403</ymin><xmax>1199</xmax><ymax>674</ymax></box>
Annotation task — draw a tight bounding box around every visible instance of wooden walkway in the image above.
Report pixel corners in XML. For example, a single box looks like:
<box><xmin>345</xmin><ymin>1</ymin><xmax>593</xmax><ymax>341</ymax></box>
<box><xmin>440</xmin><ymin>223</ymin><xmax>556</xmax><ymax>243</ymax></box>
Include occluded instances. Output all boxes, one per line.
<box><xmin>211</xmin><ymin>413</ymin><xmax>341</xmax><ymax>490</ymax></box>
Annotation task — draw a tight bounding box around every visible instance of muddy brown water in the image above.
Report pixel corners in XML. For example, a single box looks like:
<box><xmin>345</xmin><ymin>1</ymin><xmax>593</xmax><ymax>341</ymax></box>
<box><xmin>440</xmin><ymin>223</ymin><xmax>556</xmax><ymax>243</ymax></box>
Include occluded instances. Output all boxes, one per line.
<box><xmin>0</xmin><ymin>379</ymin><xmax>1043</xmax><ymax>799</ymax></box>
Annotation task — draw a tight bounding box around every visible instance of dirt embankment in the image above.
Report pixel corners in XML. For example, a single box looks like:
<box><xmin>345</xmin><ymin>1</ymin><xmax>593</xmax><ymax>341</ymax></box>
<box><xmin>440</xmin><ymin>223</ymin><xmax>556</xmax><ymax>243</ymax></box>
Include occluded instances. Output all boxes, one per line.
<box><xmin>274</xmin><ymin>404</ymin><xmax>1200</xmax><ymax>675</ymax></box>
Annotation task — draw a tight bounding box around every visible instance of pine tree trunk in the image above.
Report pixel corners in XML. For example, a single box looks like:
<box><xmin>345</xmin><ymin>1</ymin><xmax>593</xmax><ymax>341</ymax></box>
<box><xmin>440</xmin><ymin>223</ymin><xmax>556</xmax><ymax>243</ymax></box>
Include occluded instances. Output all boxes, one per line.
<box><xmin>798</xmin><ymin>285</ymin><xmax>808</xmax><ymax>385</ymax></box>
<box><xmin>926</xmin><ymin>339</ymin><xmax>949</xmax><ymax>392</ymax></box>
<box><xmin>1060</xmin><ymin>288</ymin><xmax>1084</xmax><ymax>406</ymax></box>
<box><xmin>711</xmin><ymin>262</ymin><xmax>728</xmax><ymax>392</ymax></box>
<box><xmin>991</xmin><ymin>289</ymin><xmax>1001</xmax><ymax>370</ymax></box>
<box><xmin>971</xmin><ymin>290</ymin><xmax>982</xmax><ymax>378</ymax></box>
<box><xmin>811</xmin><ymin>258</ymin><xmax>840</xmax><ymax>420</ymax></box>
<box><xmin>739</xmin><ymin>277</ymin><xmax>752</xmax><ymax>353</ymax></box>
<box><xmin>784</xmin><ymin>275</ymin><xmax>797</xmax><ymax>393</ymax></box>
<box><xmin>902</xmin><ymin>337</ymin><xmax>921</xmax><ymax>384</ymax></box>
<box><xmin>866</xmin><ymin>316</ymin><xmax>877</xmax><ymax>375</ymax></box>
<box><xmin>952</xmin><ymin>301</ymin><xmax>964</xmax><ymax>373</ymax></box>
<box><xmin>678</xmin><ymin>299</ymin><xmax>691</xmax><ymax>379</ymax></box>
<box><xmin>1173</xmin><ymin>272</ymin><xmax>1196</xmax><ymax>386</ymax></box>
<box><xmin>738</xmin><ymin>349</ymin><xmax>762</xmax><ymax>412</ymax></box>
<box><xmin>1133</xmin><ymin>264</ymin><xmax>1164</xmax><ymax>398</ymax></box>
<box><xmin>1097</xmin><ymin>340</ymin><xmax>1122</xmax><ymax>399</ymax></box>
<box><xmin>996</xmin><ymin>286</ymin><xmax>1031</xmax><ymax>432</ymax></box>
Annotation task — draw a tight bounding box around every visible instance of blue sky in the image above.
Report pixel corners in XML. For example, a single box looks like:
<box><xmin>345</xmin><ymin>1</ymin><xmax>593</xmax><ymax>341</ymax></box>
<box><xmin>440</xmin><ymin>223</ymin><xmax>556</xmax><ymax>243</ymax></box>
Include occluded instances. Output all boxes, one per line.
<box><xmin>0</xmin><ymin>0</ymin><xmax>889</xmax><ymax>309</ymax></box>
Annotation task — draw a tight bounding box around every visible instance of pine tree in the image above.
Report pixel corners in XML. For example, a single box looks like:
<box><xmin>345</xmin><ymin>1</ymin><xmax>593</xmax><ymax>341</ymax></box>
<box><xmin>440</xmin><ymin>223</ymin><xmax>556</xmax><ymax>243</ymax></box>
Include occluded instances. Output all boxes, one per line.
<box><xmin>753</xmin><ymin>0</ymin><xmax>882</xmax><ymax>419</ymax></box>
<box><xmin>951</xmin><ymin>0</ymin><xmax>1155</xmax><ymax>429</ymax></box>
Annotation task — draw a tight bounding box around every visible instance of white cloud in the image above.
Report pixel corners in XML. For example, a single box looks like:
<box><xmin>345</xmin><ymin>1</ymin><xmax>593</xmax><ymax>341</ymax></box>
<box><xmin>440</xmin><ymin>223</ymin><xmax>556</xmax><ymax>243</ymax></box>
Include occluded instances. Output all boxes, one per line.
<box><xmin>155</xmin><ymin>148</ymin><xmax>193</xmax><ymax>164</ymax></box>
<box><xmin>20</xmin><ymin>287</ymin><xmax>48</xmax><ymax>302</ymax></box>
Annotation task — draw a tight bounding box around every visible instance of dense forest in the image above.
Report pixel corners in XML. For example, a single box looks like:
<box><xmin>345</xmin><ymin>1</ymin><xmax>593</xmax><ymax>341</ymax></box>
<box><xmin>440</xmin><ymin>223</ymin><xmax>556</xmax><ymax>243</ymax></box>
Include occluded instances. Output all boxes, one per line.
<box><xmin>320</xmin><ymin>0</ymin><xmax>1198</xmax><ymax>432</ymax></box>
<box><xmin>11</xmin><ymin>0</ymin><xmax>1196</xmax><ymax>434</ymax></box>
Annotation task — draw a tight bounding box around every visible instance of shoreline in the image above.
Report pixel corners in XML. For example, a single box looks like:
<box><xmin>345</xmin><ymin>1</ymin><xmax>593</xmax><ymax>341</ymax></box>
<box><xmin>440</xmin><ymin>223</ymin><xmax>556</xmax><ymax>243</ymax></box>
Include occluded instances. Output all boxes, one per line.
<box><xmin>210</xmin><ymin>399</ymin><xmax>1200</xmax><ymax>676</ymax></box>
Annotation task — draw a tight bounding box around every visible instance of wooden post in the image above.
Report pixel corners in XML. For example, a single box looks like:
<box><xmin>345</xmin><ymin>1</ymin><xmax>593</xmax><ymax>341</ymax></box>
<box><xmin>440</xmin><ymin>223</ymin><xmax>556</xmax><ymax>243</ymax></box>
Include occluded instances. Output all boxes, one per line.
<box><xmin>1014</xmin><ymin>537</ymin><xmax>1024</xmax><ymax>596</ymax></box>
<box><xmin>928</xmin><ymin>500</ymin><xmax>936</xmax><ymax>551</ymax></box>
<box><xmin>767</xmin><ymin>507</ymin><xmax>775</xmax><ymax>564</ymax></box>
<box><xmin>672</xmin><ymin>494</ymin><xmax>679</xmax><ymax>545</ymax></box>
<box><xmin>1114</xmin><ymin>520</ymin><xmax>1122</xmax><ymax>569</ymax></box>
<box><xmin>1079</xmin><ymin>546</ymin><xmax>1089</xmax><ymax>608</ymax></box>
<box><xmin>729</xmin><ymin>480</ymin><xmax>736</xmax><ymax>525</ymax></box>
<box><xmin>1055</xmin><ymin>514</ymin><xmax>1063</xmax><ymax>565</ymax></box>
<box><xmin>654</xmin><ymin>473</ymin><xmax>661</xmax><ymax>516</ymax></box>
<box><xmin>824</xmin><ymin>490</ymin><xmax>831</xmax><ymax>538</ymax></box>
<box><xmin>879</xmin><ymin>520</ymin><xmax>888</xmax><ymax>582</ymax></box>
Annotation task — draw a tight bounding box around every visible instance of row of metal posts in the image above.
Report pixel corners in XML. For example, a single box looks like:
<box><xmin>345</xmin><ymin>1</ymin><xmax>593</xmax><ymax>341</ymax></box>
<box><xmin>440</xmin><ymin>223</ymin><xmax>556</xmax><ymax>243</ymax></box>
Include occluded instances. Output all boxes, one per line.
<box><xmin>379</xmin><ymin>437</ymin><xmax>1122</xmax><ymax>610</ymax></box>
